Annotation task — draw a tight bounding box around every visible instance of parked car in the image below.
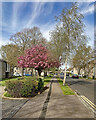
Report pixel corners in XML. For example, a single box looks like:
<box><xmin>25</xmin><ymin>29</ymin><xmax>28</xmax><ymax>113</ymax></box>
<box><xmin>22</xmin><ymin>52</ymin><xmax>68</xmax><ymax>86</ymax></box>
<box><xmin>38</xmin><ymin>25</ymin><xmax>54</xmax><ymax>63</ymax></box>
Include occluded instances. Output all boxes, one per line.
<box><xmin>60</xmin><ymin>72</ymin><xmax>64</xmax><ymax>79</ymax></box>
<box><xmin>78</xmin><ymin>74</ymin><xmax>82</xmax><ymax>77</ymax></box>
<box><xmin>66</xmin><ymin>73</ymin><xmax>69</xmax><ymax>76</ymax></box>
<box><xmin>72</xmin><ymin>74</ymin><xmax>79</xmax><ymax>79</ymax></box>
<box><xmin>14</xmin><ymin>73</ymin><xmax>22</xmax><ymax>76</ymax></box>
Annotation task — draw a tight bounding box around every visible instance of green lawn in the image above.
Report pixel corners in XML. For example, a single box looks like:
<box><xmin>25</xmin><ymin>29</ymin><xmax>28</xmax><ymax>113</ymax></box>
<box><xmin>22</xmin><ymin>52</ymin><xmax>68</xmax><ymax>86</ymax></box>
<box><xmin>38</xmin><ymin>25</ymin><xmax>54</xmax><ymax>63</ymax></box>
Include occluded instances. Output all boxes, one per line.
<box><xmin>0</xmin><ymin>76</ymin><xmax>22</xmax><ymax>86</ymax></box>
<box><xmin>58</xmin><ymin>79</ymin><xmax>75</xmax><ymax>95</ymax></box>
<box><xmin>0</xmin><ymin>76</ymin><xmax>52</xmax><ymax>86</ymax></box>
<box><xmin>44</xmin><ymin>76</ymin><xmax>52</xmax><ymax>86</ymax></box>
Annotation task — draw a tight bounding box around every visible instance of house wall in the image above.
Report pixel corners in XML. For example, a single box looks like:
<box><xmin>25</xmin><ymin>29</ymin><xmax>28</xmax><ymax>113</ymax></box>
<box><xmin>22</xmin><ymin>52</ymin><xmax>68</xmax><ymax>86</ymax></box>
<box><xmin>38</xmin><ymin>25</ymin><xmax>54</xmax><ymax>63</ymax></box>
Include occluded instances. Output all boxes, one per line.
<box><xmin>14</xmin><ymin>67</ymin><xmax>38</xmax><ymax>76</ymax></box>
<box><xmin>73</xmin><ymin>68</ymin><xmax>78</xmax><ymax>74</ymax></box>
<box><xmin>2</xmin><ymin>61</ymin><xmax>6</xmax><ymax>78</ymax></box>
<box><xmin>14</xmin><ymin>67</ymin><xmax>22</xmax><ymax>76</ymax></box>
<box><xmin>0</xmin><ymin>60</ymin><xmax>6</xmax><ymax>79</ymax></box>
<box><xmin>0</xmin><ymin>61</ymin><xmax>2</xmax><ymax>79</ymax></box>
<box><xmin>85</xmin><ymin>59</ymin><xmax>96</xmax><ymax>78</ymax></box>
<box><xmin>80</xmin><ymin>69</ymin><xmax>84</xmax><ymax>76</ymax></box>
<box><xmin>0</xmin><ymin>59</ymin><xmax>13</xmax><ymax>79</ymax></box>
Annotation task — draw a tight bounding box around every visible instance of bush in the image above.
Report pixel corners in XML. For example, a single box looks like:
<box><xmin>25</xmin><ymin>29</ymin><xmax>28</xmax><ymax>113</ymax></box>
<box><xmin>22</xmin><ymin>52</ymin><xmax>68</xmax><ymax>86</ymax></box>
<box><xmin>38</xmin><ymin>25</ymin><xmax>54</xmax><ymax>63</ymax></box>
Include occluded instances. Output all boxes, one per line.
<box><xmin>5</xmin><ymin>80</ymin><xmax>23</xmax><ymax>97</ymax></box>
<box><xmin>20</xmin><ymin>79</ymin><xmax>38</xmax><ymax>97</ymax></box>
<box><xmin>5</xmin><ymin>77</ymin><xmax>44</xmax><ymax>98</ymax></box>
<box><xmin>4</xmin><ymin>92</ymin><xmax>12</xmax><ymax>97</ymax></box>
<box><xmin>38</xmin><ymin>78</ymin><xmax>44</xmax><ymax>91</ymax></box>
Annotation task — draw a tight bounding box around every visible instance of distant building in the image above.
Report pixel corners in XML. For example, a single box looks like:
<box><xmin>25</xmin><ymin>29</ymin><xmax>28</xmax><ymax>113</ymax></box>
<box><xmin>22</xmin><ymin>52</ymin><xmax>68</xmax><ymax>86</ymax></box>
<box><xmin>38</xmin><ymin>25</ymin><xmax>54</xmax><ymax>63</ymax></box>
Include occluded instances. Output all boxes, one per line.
<box><xmin>69</xmin><ymin>57</ymin><xmax>96</xmax><ymax>79</ymax></box>
<box><xmin>0</xmin><ymin>59</ymin><xmax>13</xmax><ymax>79</ymax></box>
<box><xmin>86</xmin><ymin>58</ymin><xmax>96</xmax><ymax>79</ymax></box>
<box><xmin>67</xmin><ymin>67</ymin><xmax>78</xmax><ymax>74</ymax></box>
<box><xmin>13</xmin><ymin>67</ymin><xmax>38</xmax><ymax>76</ymax></box>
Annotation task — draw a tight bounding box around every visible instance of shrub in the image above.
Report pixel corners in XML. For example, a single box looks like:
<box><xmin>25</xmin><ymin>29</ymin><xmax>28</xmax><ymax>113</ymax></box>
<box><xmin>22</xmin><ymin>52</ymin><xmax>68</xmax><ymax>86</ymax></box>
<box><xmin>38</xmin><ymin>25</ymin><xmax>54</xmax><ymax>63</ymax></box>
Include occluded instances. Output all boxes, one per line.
<box><xmin>4</xmin><ymin>92</ymin><xmax>12</xmax><ymax>97</ymax></box>
<box><xmin>38</xmin><ymin>78</ymin><xmax>44</xmax><ymax>91</ymax></box>
<box><xmin>5</xmin><ymin>80</ymin><xmax>23</xmax><ymax>97</ymax></box>
<box><xmin>20</xmin><ymin>79</ymin><xmax>38</xmax><ymax>97</ymax></box>
<box><xmin>5</xmin><ymin>77</ymin><xmax>44</xmax><ymax>98</ymax></box>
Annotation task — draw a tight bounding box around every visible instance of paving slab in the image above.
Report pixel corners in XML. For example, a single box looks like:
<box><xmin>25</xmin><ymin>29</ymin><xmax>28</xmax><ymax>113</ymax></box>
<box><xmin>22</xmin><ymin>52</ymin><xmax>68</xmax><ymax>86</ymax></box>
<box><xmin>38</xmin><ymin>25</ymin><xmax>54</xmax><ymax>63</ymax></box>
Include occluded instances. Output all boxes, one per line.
<box><xmin>46</xmin><ymin>78</ymin><xmax>94</xmax><ymax>118</ymax></box>
<box><xmin>13</xmin><ymin>86</ymin><xmax>49</xmax><ymax>118</ymax></box>
<box><xmin>2</xmin><ymin>98</ymin><xmax>28</xmax><ymax>118</ymax></box>
<box><xmin>6</xmin><ymin>78</ymin><xmax>94</xmax><ymax>119</ymax></box>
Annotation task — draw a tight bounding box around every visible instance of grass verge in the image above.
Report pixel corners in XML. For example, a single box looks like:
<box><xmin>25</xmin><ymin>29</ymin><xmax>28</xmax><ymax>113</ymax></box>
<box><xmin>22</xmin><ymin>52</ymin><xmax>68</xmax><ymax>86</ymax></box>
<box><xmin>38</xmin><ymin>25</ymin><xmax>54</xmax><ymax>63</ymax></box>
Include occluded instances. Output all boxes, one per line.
<box><xmin>44</xmin><ymin>76</ymin><xmax>52</xmax><ymax>86</ymax></box>
<box><xmin>3</xmin><ymin>92</ymin><xmax>12</xmax><ymax>97</ymax></box>
<box><xmin>0</xmin><ymin>76</ymin><xmax>52</xmax><ymax>86</ymax></box>
<box><xmin>0</xmin><ymin>76</ymin><xmax>33</xmax><ymax>86</ymax></box>
<box><xmin>58</xmin><ymin>78</ymin><xmax>75</xmax><ymax>95</ymax></box>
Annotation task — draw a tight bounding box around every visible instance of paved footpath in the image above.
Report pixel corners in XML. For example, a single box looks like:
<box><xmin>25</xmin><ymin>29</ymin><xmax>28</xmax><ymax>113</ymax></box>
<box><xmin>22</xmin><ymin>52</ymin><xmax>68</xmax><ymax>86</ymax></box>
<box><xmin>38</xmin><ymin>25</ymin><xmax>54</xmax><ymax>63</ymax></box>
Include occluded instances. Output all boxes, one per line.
<box><xmin>13</xmin><ymin>78</ymin><xmax>94</xmax><ymax>119</ymax></box>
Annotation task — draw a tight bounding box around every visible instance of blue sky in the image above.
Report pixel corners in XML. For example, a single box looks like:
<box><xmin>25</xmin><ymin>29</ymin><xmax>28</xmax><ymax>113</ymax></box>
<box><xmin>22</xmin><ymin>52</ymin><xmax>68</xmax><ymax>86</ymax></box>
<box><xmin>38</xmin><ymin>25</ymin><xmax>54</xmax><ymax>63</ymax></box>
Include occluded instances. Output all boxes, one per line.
<box><xmin>0</xmin><ymin>1</ymin><xmax>95</xmax><ymax>49</ymax></box>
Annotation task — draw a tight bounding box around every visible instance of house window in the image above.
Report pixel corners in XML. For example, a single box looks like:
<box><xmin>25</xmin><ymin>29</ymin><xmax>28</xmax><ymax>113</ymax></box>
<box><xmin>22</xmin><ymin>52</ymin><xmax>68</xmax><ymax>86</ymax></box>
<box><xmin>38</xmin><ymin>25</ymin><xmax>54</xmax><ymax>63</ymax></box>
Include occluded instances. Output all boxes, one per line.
<box><xmin>6</xmin><ymin>63</ymin><xmax>7</xmax><ymax>71</ymax></box>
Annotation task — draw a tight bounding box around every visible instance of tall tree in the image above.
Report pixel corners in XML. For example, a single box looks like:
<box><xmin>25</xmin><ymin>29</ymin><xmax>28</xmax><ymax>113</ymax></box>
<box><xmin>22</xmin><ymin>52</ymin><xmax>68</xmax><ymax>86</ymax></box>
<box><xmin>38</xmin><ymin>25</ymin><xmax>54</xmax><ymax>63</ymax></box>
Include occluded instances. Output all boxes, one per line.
<box><xmin>72</xmin><ymin>44</ymin><xmax>93</xmax><ymax>75</ymax></box>
<box><xmin>50</xmin><ymin>3</ymin><xmax>88</xmax><ymax>85</ymax></box>
<box><xmin>0</xmin><ymin>44</ymin><xmax>20</xmax><ymax>66</ymax></box>
<box><xmin>10</xmin><ymin>26</ymin><xmax>47</xmax><ymax>54</ymax></box>
<box><xmin>0</xmin><ymin>27</ymin><xmax>47</xmax><ymax>68</ymax></box>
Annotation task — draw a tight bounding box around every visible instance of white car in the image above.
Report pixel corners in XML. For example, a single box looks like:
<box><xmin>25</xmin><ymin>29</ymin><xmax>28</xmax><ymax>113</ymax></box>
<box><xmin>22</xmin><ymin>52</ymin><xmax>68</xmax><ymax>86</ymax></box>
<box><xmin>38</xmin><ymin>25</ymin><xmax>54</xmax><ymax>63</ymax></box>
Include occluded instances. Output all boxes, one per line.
<box><xmin>78</xmin><ymin>74</ymin><xmax>82</xmax><ymax>77</ymax></box>
<box><xmin>14</xmin><ymin>73</ymin><xmax>22</xmax><ymax>76</ymax></box>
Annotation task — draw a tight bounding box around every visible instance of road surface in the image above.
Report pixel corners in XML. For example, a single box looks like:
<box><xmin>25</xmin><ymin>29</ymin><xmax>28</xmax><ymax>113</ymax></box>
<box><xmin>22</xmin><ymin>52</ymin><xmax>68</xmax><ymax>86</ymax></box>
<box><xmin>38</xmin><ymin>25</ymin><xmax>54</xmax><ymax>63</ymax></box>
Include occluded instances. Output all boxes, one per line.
<box><xmin>65</xmin><ymin>77</ymin><xmax>95</xmax><ymax>105</ymax></box>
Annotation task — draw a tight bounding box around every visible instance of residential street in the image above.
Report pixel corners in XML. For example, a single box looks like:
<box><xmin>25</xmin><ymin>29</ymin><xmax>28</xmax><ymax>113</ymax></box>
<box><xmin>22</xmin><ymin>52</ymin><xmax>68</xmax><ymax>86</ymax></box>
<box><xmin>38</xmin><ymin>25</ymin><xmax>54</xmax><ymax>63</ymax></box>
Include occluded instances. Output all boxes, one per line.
<box><xmin>13</xmin><ymin>78</ymin><xmax>94</xmax><ymax>119</ymax></box>
<box><xmin>0</xmin><ymin>77</ymin><xmax>95</xmax><ymax>119</ymax></box>
<box><xmin>66</xmin><ymin>77</ymin><xmax>95</xmax><ymax>104</ymax></box>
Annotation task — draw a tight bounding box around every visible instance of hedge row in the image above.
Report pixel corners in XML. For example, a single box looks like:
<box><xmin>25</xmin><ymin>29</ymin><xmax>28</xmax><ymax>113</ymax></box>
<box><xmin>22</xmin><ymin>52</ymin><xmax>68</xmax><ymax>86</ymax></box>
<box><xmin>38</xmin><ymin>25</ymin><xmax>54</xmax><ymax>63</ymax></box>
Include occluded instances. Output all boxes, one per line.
<box><xmin>5</xmin><ymin>77</ymin><xmax>44</xmax><ymax>98</ymax></box>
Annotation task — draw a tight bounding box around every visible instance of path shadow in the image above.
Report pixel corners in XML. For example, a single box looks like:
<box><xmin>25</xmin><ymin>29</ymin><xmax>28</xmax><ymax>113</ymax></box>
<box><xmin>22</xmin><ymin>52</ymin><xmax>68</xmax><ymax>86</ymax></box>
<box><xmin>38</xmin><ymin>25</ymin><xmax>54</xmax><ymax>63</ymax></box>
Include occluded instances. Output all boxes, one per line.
<box><xmin>39</xmin><ymin>80</ymin><xmax>53</xmax><ymax>119</ymax></box>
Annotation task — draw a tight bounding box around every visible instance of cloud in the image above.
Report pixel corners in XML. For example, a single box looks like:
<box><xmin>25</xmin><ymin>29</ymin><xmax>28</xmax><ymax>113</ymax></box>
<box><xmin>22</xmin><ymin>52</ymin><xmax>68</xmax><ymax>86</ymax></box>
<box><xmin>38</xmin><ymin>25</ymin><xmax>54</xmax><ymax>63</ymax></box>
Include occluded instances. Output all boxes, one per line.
<box><xmin>1</xmin><ymin>1</ymin><xmax>94</xmax><ymax>49</ymax></box>
<box><xmin>1</xmin><ymin>2</ymin><xmax>55</xmax><ymax>48</ymax></box>
<box><xmin>25</xmin><ymin>2</ymin><xmax>45</xmax><ymax>28</ymax></box>
<box><xmin>80</xmin><ymin>2</ymin><xmax>94</xmax><ymax>15</ymax></box>
<box><xmin>1</xmin><ymin>0</ymin><xmax>95</xmax><ymax>2</ymax></box>
<box><xmin>40</xmin><ymin>22</ymin><xmax>56</xmax><ymax>41</ymax></box>
<box><xmin>0</xmin><ymin>36</ymin><xmax>10</xmax><ymax>48</ymax></box>
<box><xmin>25</xmin><ymin>2</ymin><xmax>54</xmax><ymax>28</ymax></box>
<box><xmin>12</xmin><ymin>3</ymin><xmax>23</xmax><ymax>29</ymax></box>
<box><xmin>84</xmin><ymin>21</ymin><xmax>94</xmax><ymax>48</ymax></box>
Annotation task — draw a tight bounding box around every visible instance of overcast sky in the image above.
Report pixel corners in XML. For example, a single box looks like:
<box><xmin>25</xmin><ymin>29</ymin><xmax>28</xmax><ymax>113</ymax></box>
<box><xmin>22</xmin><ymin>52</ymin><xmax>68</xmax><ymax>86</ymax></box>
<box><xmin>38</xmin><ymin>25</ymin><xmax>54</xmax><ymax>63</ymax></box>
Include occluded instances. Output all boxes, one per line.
<box><xmin>0</xmin><ymin>1</ymin><xmax>95</xmax><ymax>49</ymax></box>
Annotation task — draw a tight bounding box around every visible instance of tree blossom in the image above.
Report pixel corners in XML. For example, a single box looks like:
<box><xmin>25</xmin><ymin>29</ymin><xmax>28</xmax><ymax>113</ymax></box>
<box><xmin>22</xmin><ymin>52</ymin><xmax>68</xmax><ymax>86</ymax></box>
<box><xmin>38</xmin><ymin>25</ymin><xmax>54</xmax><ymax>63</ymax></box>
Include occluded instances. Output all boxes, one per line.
<box><xmin>18</xmin><ymin>44</ymin><xmax>60</xmax><ymax>76</ymax></box>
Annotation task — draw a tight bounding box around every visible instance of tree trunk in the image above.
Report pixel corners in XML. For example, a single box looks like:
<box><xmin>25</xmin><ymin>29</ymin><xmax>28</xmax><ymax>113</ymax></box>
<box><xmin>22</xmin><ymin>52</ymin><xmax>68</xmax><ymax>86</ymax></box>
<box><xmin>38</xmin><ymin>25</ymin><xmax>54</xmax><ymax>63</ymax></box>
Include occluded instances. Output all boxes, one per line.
<box><xmin>31</xmin><ymin>68</ymin><xmax>33</xmax><ymax>76</ymax></box>
<box><xmin>44</xmin><ymin>71</ymin><xmax>47</xmax><ymax>77</ymax></box>
<box><xmin>78</xmin><ymin>68</ymin><xmax>80</xmax><ymax>75</ymax></box>
<box><xmin>63</xmin><ymin>56</ymin><xmax>68</xmax><ymax>85</ymax></box>
<box><xmin>38</xmin><ymin>70</ymin><xmax>42</xmax><ymax>76</ymax></box>
<box><xmin>22</xmin><ymin>68</ymin><xmax>24</xmax><ymax>77</ymax></box>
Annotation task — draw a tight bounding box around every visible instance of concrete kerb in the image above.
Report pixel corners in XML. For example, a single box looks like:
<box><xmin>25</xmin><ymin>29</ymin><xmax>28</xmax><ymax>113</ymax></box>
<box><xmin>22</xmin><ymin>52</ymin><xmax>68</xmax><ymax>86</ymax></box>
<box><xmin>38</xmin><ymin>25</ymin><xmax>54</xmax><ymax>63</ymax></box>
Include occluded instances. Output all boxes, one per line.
<box><xmin>68</xmin><ymin>82</ymin><xmax>96</xmax><ymax>115</ymax></box>
<box><xmin>1</xmin><ymin>82</ymin><xmax>51</xmax><ymax>100</ymax></box>
<box><xmin>12</xmin><ymin>80</ymin><xmax>51</xmax><ymax>118</ymax></box>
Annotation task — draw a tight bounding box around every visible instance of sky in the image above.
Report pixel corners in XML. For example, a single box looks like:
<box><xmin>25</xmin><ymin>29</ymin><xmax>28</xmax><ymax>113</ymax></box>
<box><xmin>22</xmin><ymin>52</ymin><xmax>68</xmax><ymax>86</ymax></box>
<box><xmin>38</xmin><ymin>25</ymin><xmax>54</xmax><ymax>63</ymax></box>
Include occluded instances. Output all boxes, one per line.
<box><xmin>0</xmin><ymin>1</ymin><xmax>95</xmax><ymax>53</ymax></box>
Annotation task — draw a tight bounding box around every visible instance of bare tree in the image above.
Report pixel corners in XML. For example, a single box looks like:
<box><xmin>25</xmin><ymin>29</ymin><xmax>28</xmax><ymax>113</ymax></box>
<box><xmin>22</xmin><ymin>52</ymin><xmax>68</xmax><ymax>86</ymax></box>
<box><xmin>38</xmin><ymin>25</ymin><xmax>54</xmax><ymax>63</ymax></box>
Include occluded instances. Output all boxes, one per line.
<box><xmin>72</xmin><ymin>44</ymin><xmax>93</xmax><ymax>75</ymax></box>
<box><xmin>0</xmin><ymin>44</ymin><xmax>20</xmax><ymax>66</ymax></box>
<box><xmin>50</xmin><ymin>3</ymin><xmax>88</xmax><ymax>85</ymax></box>
<box><xmin>10</xmin><ymin>26</ymin><xmax>47</xmax><ymax>54</ymax></box>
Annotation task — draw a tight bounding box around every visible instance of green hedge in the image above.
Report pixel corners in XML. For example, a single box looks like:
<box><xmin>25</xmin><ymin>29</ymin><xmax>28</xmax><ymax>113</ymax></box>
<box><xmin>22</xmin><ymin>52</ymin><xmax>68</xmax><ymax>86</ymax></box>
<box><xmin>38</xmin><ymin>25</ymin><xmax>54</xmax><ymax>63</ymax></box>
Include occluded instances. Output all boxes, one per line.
<box><xmin>38</xmin><ymin>78</ymin><xmax>44</xmax><ymax>91</ymax></box>
<box><xmin>5</xmin><ymin>77</ymin><xmax>44</xmax><ymax>98</ymax></box>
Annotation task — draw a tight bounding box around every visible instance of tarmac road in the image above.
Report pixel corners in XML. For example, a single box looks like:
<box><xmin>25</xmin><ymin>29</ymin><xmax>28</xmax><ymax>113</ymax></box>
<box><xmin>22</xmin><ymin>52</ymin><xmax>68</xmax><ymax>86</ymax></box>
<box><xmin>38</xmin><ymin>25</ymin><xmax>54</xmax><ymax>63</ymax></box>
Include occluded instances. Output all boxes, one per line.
<box><xmin>65</xmin><ymin>77</ymin><xmax>96</xmax><ymax>105</ymax></box>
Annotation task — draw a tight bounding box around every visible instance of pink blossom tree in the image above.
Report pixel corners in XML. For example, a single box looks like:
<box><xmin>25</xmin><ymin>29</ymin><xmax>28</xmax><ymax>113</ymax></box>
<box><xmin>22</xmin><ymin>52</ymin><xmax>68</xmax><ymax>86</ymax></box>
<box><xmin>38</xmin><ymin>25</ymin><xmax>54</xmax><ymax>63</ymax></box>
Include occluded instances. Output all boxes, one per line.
<box><xmin>18</xmin><ymin>44</ymin><xmax>60</xmax><ymax>76</ymax></box>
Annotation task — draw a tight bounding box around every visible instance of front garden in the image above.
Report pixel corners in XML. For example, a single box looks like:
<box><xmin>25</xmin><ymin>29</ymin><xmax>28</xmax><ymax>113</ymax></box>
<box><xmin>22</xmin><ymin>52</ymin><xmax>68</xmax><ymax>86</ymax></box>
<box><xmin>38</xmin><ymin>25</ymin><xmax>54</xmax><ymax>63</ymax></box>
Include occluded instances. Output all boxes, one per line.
<box><xmin>1</xmin><ymin>76</ymin><xmax>52</xmax><ymax>98</ymax></box>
